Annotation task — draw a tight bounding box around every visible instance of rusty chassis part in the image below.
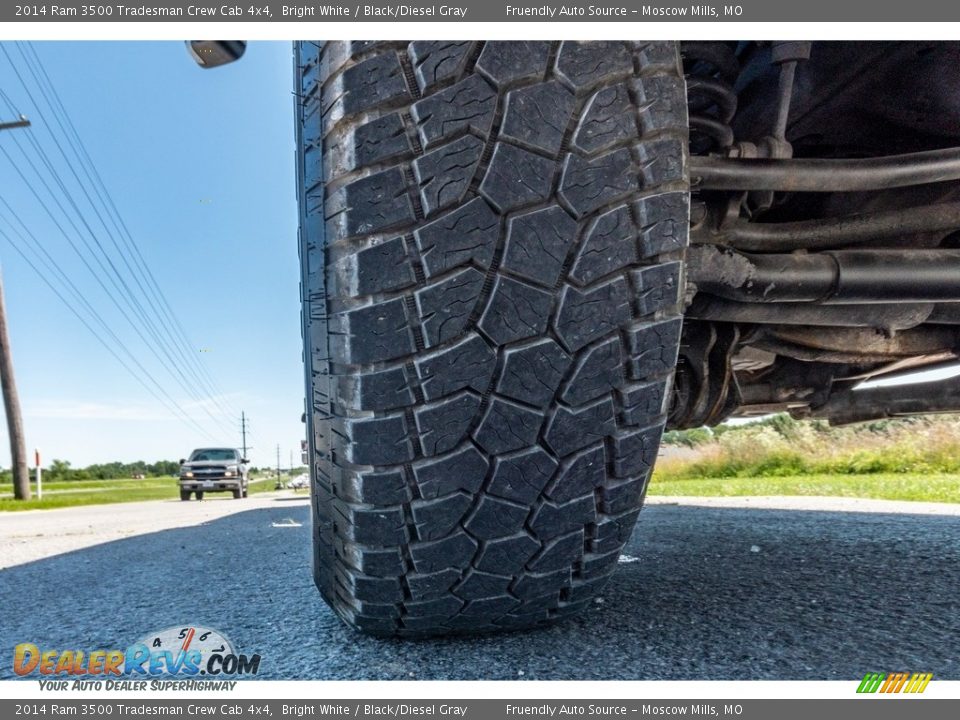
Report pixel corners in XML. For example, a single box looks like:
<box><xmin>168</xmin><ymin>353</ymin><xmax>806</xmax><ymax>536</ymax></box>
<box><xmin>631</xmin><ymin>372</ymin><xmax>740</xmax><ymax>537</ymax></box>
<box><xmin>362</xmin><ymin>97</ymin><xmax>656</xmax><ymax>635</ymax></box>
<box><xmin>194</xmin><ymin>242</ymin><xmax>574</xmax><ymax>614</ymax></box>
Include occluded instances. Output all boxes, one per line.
<box><xmin>687</xmin><ymin>245</ymin><xmax>960</xmax><ymax>304</ymax></box>
<box><xmin>804</xmin><ymin>375</ymin><xmax>960</xmax><ymax>425</ymax></box>
<box><xmin>670</xmin><ymin>321</ymin><xmax>742</xmax><ymax>428</ymax></box>
<box><xmin>749</xmin><ymin>325</ymin><xmax>960</xmax><ymax>364</ymax></box>
<box><xmin>695</xmin><ymin>201</ymin><xmax>960</xmax><ymax>251</ymax></box>
<box><xmin>686</xmin><ymin>296</ymin><xmax>935</xmax><ymax>331</ymax></box>
<box><xmin>690</xmin><ymin>147</ymin><xmax>960</xmax><ymax>192</ymax></box>
<box><xmin>735</xmin><ymin>358</ymin><xmax>837</xmax><ymax>414</ymax></box>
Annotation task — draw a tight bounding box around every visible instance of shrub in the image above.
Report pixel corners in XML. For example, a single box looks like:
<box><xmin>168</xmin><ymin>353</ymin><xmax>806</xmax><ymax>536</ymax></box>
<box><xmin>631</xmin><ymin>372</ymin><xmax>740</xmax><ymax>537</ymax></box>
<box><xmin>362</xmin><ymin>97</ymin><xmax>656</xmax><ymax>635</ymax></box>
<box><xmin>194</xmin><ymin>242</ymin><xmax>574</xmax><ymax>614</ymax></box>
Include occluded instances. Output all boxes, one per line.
<box><xmin>655</xmin><ymin>413</ymin><xmax>960</xmax><ymax>480</ymax></box>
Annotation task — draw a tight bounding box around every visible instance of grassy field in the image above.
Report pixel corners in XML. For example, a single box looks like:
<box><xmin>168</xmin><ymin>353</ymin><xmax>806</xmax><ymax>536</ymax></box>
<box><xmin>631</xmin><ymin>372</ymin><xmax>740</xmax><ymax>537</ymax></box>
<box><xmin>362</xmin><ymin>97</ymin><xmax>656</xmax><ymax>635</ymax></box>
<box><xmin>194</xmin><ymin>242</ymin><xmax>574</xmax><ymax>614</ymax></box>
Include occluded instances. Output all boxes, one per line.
<box><xmin>4</xmin><ymin>469</ymin><xmax>954</xmax><ymax>511</ymax></box>
<box><xmin>648</xmin><ymin>472</ymin><xmax>960</xmax><ymax>503</ymax></box>
<box><xmin>0</xmin><ymin>475</ymin><xmax>285</xmax><ymax>511</ymax></box>
<box><xmin>650</xmin><ymin>414</ymin><xmax>960</xmax><ymax>504</ymax></box>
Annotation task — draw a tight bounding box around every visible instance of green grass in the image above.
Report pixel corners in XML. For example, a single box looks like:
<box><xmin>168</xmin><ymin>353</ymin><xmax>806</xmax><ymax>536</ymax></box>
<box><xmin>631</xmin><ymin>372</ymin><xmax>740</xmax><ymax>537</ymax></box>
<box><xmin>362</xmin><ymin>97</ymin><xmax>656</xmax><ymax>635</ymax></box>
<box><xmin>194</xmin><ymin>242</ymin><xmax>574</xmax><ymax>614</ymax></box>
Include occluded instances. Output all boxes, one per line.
<box><xmin>649</xmin><ymin>414</ymin><xmax>960</xmax><ymax>503</ymax></box>
<box><xmin>0</xmin><ymin>476</ymin><xmax>278</xmax><ymax>512</ymax></box>
<box><xmin>648</xmin><ymin>472</ymin><xmax>960</xmax><ymax>504</ymax></box>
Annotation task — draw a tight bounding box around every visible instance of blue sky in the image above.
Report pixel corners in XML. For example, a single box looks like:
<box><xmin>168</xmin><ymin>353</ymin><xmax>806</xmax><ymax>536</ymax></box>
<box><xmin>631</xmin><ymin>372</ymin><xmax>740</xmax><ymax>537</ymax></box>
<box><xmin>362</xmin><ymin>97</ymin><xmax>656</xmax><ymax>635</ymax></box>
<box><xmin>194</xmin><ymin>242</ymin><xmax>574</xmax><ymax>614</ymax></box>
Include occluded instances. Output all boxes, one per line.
<box><xmin>0</xmin><ymin>41</ymin><xmax>304</xmax><ymax>468</ymax></box>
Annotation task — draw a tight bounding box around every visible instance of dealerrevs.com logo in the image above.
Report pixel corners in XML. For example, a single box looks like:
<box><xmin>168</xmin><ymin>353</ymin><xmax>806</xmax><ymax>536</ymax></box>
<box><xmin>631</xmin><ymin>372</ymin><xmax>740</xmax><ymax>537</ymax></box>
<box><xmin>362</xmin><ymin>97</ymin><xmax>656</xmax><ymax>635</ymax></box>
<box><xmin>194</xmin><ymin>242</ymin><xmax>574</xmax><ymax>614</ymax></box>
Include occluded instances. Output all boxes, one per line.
<box><xmin>13</xmin><ymin>626</ymin><xmax>261</xmax><ymax>688</ymax></box>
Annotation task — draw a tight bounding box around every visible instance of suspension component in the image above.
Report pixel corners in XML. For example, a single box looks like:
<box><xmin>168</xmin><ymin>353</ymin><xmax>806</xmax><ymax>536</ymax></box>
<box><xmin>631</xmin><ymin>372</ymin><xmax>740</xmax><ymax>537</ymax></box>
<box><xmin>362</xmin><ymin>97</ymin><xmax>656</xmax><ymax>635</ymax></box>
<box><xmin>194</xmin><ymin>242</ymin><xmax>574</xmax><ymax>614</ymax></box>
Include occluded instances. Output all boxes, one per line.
<box><xmin>688</xmin><ymin>245</ymin><xmax>960</xmax><ymax>304</ymax></box>
<box><xmin>682</xmin><ymin>41</ymin><xmax>739</xmax><ymax>155</ymax></box>
<box><xmin>687</xmin><ymin>296</ymin><xmax>934</xmax><ymax>331</ymax></box>
<box><xmin>749</xmin><ymin>326</ymin><xmax>960</xmax><ymax>364</ymax></box>
<box><xmin>807</xmin><ymin>375</ymin><xmax>960</xmax><ymax>425</ymax></box>
<box><xmin>690</xmin><ymin>147</ymin><xmax>960</xmax><ymax>192</ymax></box>
<box><xmin>743</xmin><ymin>41</ymin><xmax>812</xmax><ymax>214</ymax></box>
<box><xmin>770</xmin><ymin>41</ymin><xmax>811</xmax><ymax>142</ymax></box>
<box><xmin>669</xmin><ymin>321</ymin><xmax>742</xmax><ymax>429</ymax></box>
<box><xmin>696</xmin><ymin>201</ymin><xmax>960</xmax><ymax>251</ymax></box>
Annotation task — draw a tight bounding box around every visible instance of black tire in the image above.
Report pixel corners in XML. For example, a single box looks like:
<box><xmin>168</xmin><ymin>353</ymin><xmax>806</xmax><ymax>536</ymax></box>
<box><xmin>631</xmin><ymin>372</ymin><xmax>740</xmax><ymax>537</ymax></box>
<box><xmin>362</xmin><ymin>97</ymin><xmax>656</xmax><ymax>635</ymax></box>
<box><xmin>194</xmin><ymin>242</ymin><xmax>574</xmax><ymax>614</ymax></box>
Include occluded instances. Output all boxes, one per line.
<box><xmin>298</xmin><ymin>40</ymin><xmax>689</xmax><ymax>636</ymax></box>
<box><xmin>195</xmin><ymin>491</ymin><xmax>204</xmax><ymax>501</ymax></box>
<box><xmin>232</xmin><ymin>489</ymin><xmax>241</xmax><ymax>499</ymax></box>
<box><xmin>180</xmin><ymin>489</ymin><xmax>191</xmax><ymax>501</ymax></box>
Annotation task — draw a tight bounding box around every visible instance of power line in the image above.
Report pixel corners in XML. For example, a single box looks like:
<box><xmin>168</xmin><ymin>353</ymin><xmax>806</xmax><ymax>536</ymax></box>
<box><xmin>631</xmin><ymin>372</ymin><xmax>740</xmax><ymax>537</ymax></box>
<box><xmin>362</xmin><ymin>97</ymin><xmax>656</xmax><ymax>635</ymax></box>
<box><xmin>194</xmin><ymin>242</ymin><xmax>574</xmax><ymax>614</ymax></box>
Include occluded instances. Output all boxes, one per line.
<box><xmin>0</xmin><ymin>133</ymin><xmax>232</xmax><ymax>438</ymax></box>
<box><xmin>21</xmin><ymin>43</ymin><xmax>242</xmax><ymax>422</ymax></box>
<box><xmin>0</xmin><ymin>59</ymin><xmax>232</xmax><ymax>433</ymax></box>
<box><xmin>0</xmin><ymin>171</ymin><xmax>220</xmax><ymax>441</ymax></box>
<box><xmin>0</xmin><ymin>55</ymin><xmax>235</xmax><ymax>441</ymax></box>
<box><xmin>20</xmin><ymin>42</ymin><xmax>242</xmax><ymax>421</ymax></box>
<box><xmin>0</xmin><ymin>224</ymin><xmax>221</xmax><ymax>443</ymax></box>
<box><xmin>0</xmin><ymin>57</ymin><xmax>235</xmax><ymax>437</ymax></box>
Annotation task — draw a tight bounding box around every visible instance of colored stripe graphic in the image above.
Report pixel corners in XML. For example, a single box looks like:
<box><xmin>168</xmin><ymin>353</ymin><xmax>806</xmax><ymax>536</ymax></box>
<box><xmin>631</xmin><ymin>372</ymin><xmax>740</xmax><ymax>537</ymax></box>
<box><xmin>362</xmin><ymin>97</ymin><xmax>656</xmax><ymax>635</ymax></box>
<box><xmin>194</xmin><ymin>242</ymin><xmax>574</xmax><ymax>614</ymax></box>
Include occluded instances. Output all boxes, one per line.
<box><xmin>908</xmin><ymin>673</ymin><xmax>933</xmax><ymax>693</ymax></box>
<box><xmin>857</xmin><ymin>672</ymin><xmax>932</xmax><ymax>693</ymax></box>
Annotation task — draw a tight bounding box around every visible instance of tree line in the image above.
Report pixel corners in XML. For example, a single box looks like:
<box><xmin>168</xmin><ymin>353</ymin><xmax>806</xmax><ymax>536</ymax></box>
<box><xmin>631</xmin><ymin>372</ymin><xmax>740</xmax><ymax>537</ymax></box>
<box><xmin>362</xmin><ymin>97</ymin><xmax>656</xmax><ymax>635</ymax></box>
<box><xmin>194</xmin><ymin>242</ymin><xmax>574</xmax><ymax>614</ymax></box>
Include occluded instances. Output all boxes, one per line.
<box><xmin>661</xmin><ymin>412</ymin><xmax>933</xmax><ymax>448</ymax></box>
<box><xmin>1</xmin><ymin>459</ymin><xmax>181</xmax><ymax>482</ymax></box>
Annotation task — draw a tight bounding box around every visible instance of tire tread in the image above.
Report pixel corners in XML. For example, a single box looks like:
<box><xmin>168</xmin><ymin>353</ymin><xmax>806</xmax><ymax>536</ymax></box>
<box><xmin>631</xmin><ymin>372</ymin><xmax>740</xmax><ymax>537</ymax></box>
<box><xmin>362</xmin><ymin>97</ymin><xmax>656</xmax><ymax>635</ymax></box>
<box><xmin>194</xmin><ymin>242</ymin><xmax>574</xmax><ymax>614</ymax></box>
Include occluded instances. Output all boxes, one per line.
<box><xmin>301</xmin><ymin>40</ymin><xmax>689</xmax><ymax>636</ymax></box>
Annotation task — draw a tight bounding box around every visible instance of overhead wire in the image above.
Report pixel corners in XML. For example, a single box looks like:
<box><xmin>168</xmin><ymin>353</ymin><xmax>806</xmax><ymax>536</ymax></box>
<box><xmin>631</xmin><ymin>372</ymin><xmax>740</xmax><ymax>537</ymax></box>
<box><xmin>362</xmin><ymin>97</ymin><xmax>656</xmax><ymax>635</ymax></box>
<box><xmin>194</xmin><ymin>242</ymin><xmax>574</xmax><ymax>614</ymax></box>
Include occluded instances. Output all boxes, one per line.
<box><xmin>0</xmin><ymin>55</ymin><xmax>234</xmax><ymax>435</ymax></box>
<box><xmin>0</xmin><ymin>151</ymin><xmax>222</xmax><ymax>442</ymax></box>
<box><xmin>21</xmin><ymin>42</ymin><xmax>243</xmax><ymax>421</ymax></box>
<box><xmin>0</xmin><ymin>113</ymin><xmax>233</xmax><ymax>437</ymax></box>
<box><xmin>0</xmin><ymin>220</ymin><xmax>221</xmax><ymax>443</ymax></box>
<box><xmin>0</xmin><ymin>48</ymin><xmax>238</xmax><ymax>440</ymax></box>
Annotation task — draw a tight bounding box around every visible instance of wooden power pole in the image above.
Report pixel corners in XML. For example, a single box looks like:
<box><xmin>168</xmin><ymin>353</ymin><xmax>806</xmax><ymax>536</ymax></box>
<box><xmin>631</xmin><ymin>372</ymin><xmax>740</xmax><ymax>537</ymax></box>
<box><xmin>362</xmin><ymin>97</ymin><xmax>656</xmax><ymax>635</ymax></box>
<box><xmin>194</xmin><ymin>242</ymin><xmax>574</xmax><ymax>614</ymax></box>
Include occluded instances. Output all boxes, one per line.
<box><xmin>0</xmin><ymin>270</ymin><xmax>29</xmax><ymax>500</ymax></box>
<box><xmin>1</xmin><ymin>115</ymin><xmax>32</xmax><ymax>500</ymax></box>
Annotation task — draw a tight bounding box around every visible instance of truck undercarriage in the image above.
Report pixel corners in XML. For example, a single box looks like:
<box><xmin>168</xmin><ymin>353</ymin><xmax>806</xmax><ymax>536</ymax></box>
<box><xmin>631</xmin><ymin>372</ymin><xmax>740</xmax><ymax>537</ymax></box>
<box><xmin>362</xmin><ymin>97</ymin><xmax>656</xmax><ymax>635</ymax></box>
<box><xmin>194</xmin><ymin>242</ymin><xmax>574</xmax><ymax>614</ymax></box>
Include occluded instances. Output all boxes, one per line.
<box><xmin>676</xmin><ymin>40</ymin><xmax>960</xmax><ymax>428</ymax></box>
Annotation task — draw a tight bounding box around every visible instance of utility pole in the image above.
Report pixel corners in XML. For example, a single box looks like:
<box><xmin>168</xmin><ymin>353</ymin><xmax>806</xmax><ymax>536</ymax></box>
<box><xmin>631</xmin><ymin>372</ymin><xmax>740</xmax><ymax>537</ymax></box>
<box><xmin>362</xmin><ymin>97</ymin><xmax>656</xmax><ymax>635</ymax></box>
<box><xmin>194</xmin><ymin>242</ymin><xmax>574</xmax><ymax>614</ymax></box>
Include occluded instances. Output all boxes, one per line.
<box><xmin>0</xmin><ymin>269</ymin><xmax>29</xmax><ymax>500</ymax></box>
<box><xmin>0</xmin><ymin>115</ymin><xmax>30</xmax><ymax>131</ymax></box>
<box><xmin>275</xmin><ymin>444</ymin><xmax>281</xmax><ymax>480</ymax></box>
<box><xmin>0</xmin><ymin>115</ymin><xmax>30</xmax><ymax>501</ymax></box>
<box><xmin>240</xmin><ymin>411</ymin><xmax>249</xmax><ymax>458</ymax></box>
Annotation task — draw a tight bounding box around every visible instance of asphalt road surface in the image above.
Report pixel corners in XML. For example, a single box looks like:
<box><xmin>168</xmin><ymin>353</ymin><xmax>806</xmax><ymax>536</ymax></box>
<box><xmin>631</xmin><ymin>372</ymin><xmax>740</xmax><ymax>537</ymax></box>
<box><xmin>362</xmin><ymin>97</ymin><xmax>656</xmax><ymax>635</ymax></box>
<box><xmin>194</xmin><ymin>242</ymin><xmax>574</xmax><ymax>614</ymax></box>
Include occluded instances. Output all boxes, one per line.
<box><xmin>2</xmin><ymin>495</ymin><xmax>958</xmax><ymax>680</ymax></box>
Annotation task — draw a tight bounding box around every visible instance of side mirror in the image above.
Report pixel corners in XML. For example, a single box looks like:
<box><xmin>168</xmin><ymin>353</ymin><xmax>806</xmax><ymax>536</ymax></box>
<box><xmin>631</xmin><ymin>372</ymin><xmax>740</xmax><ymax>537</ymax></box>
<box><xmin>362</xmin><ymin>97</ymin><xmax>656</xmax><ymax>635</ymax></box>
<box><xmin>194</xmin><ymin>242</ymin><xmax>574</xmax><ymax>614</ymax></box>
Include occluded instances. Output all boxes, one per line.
<box><xmin>179</xmin><ymin>458</ymin><xmax>186</xmax><ymax>465</ymax></box>
<box><xmin>241</xmin><ymin>458</ymin><xmax>249</xmax><ymax>464</ymax></box>
<box><xmin>186</xmin><ymin>41</ymin><xmax>247</xmax><ymax>69</ymax></box>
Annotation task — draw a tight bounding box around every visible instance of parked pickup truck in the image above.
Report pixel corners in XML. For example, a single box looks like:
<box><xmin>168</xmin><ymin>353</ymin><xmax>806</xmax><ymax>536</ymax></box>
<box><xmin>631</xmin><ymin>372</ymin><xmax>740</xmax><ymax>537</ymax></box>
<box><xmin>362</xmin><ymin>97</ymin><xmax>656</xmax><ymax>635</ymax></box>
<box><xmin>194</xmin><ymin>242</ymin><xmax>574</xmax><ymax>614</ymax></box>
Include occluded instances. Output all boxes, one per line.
<box><xmin>178</xmin><ymin>448</ymin><xmax>249</xmax><ymax>500</ymax></box>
